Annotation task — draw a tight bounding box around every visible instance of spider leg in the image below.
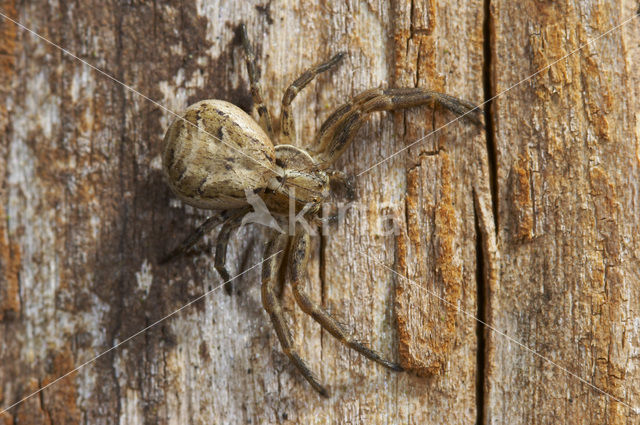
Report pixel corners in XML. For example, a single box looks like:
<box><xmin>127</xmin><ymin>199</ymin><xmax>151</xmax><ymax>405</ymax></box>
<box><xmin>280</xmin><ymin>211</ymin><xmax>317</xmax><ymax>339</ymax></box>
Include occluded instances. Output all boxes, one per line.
<box><xmin>214</xmin><ymin>208</ymin><xmax>250</xmax><ymax>295</ymax></box>
<box><xmin>289</xmin><ymin>228</ymin><xmax>404</xmax><ymax>372</ymax></box>
<box><xmin>262</xmin><ymin>232</ymin><xmax>330</xmax><ymax>397</ymax></box>
<box><xmin>313</xmin><ymin>87</ymin><xmax>484</xmax><ymax>166</ymax></box>
<box><xmin>239</xmin><ymin>24</ymin><xmax>274</xmax><ymax>138</ymax></box>
<box><xmin>280</xmin><ymin>52</ymin><xmax>345</xmax><ymax>144</ymax></box>
<box><xmin>159</xmin><ymin>215</ymin><xmax>222</xmax><ymax>264</ymax></box>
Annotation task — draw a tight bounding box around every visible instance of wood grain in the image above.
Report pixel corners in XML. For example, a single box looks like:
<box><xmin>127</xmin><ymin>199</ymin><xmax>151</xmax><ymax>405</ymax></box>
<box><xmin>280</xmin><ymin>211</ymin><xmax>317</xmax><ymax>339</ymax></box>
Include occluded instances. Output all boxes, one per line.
<box><xmin>0</xmin><ymin>1</ymin><xmax>638</xmax><ymax>424</ymax></box>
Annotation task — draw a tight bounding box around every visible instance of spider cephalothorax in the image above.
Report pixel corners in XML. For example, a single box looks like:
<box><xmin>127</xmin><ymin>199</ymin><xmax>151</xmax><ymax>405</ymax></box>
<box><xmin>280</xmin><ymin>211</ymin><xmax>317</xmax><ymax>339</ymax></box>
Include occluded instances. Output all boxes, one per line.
<box><xmin>161</xmin><ymin>24</ymin><xmax>483</xmax><ymax>397</ymax></box>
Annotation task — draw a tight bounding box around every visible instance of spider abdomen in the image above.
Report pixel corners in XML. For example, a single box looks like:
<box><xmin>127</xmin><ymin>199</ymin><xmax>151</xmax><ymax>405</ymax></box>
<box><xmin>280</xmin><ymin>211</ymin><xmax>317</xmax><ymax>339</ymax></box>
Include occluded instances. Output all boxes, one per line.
<box><xmin>162</xmin><ymin>99</ymin><xmax>277</xmax><ymax>210</ymax></box>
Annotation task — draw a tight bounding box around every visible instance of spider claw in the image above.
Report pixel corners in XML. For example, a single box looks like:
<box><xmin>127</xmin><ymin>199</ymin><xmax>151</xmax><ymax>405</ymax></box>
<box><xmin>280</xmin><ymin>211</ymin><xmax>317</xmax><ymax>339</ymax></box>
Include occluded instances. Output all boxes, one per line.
<box><xmin>317</xmin><ymin>51</ymin><xmax>346</xmax><ymax>73</ymax></box>
<box><xmin>317</xmin><ymin>386</ymin><xmax>330</xmax><ymax>398</ymax></box>
<box><xmin>348</xmin><ymin>339</ymin><xmax>404</xmax><ymax>372</ymax></box>
<box><xmin>223</xmin><ymin>281</ymin><xmax>233</xmax><ymax>295</ymax></box>
<box><xmin>331</xmin><ymin>51</ymin><xmax>346</xmax><ymax>63</ymax></box>
<box><xmin>238</xmin><ymin>23</ymin><xmax>249</xmax><ymax>46</ymax></box>
<box><xmin>158</xmin><ymin>249</ymin><xmax>179</xmax><ymax>264</ymax></box>
<box><xmin>287</xmin><ymin>351</ymin><xmax>330</xmax><ymax>397</ymax></box>
<box><xmin>310</xmin><ymin>380</ymin><xmax>330</xmax><ymax>398</ymax></box>
<box><xmin>472</xmin><ymin>107</ymin><xmax>488</xmax><ymax>129</ymax></box>
<box><xmin>385</xmin><ymin>361</ymin><xmax>405</xmax><ymax>372</ymax></box>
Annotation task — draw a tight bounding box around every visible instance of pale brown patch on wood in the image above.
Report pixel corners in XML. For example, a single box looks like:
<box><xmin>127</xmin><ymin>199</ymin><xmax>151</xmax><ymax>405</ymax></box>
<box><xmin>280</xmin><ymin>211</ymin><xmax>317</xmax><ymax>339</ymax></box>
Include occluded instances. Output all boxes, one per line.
<box><xmin>40</xmin><ymin>347</ymin><xmax>82</xmax><ymax>424</ymax></box>
<box><xmin>432</xmin><ymin>153</ymin><xmax>462</xmax><ymax>364</ymax></box>
<box><xmin>0</xmin><ymin>1</ymin><xmax>16</xmax><ymax>88</ymax></box>
<box><xmin>488</xmin><ymin>1</ymin><xmax>639</xmax><ymax>422</ymax></box>
<box><xmin>589</xmin><ymin>165</ymin><xmax>621</xmax><ymax>259</ymax></box>
<box><xmin>13</xmin><ymin>379</ymin><xmax>51</xmax><ymax>425</ymax></box>
<box><xmin>0</xmin><ymin>204</ymin><xmax>20</xmax><ymax>321</ymax></box>
<box><xmin>509</xmin><ymin>151</ymin><xmax>534</xmax><ymax>242</ymax></box>
<box><xmin>396</xmin><ymin>152</ymin><xmax>462</xmax><ymax>375</ymax></box>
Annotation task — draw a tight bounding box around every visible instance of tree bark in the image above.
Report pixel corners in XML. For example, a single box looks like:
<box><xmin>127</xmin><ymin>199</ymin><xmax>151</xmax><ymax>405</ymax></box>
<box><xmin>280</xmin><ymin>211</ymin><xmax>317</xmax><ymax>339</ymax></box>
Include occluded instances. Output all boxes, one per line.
<box><xmin>0</xmin><ymin>1</ymin><xmax>638</xmax><ymax>424</ymax></box>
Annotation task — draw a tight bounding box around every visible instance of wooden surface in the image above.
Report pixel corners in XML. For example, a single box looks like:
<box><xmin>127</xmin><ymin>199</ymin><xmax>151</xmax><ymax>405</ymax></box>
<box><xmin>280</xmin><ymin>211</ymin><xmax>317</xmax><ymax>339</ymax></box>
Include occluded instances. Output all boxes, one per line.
<box><xmin>487</xmin><ymin>1</ymin><xmax>640</xmax><ymax>424</ymax></box>
<box><xmin>0</xmin><ymin>1</ymin><xmax>638</xmax><ymax>424</ymax></box>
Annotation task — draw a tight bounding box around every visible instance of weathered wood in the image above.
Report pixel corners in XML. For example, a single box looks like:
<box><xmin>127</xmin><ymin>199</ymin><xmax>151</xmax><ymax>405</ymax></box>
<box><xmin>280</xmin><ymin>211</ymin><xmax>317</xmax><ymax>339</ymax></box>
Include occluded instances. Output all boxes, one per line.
<box><xmin>487</xmin><ymin>1</ymin><xmax>640</xmax><ymax>424</ymax></box>
<box><xmin>1</xmin><ymin>0</ymin><xmax>638</xmax><ymax>424</ymax></box>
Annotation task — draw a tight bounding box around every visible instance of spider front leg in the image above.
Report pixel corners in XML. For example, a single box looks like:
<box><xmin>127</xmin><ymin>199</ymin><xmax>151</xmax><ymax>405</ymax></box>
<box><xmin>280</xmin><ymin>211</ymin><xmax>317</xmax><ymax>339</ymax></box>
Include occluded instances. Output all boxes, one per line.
<box><xmin>261</xmin><ymin>232</ymin><xmax>330</xmax><ymax>397</ymax></box>
<box><xmin>313</xmin><ymin>87</ymin><xmax>484</xmax><ymax>166</ymax></box>
<box><xmin>160</xmin><ymin>208</ymin><xmax>248</xmax><ymax>295</ymax></box>
<box><xmin>159</xmin><ymin>215</ymin><xmax>221</xmax><ymax>264</ymax></box>
<box><xmin>214</xmin><ymin>209</ymin><xmax>249</xmax><ymax>294</ymax></box>
<box><xmin>239</xmin><ymin>24</ymin><xmax>274</xmax><ymax>138</ymax></box>
<box><xmin>289</xmin><ymin>228</ymin><xmax>404</xmax><ymax>372</ymax></box>
<box><xmin>280</xmin><ymin>52</ymin><xmax>345</xmax><ymax>144</ymax></box>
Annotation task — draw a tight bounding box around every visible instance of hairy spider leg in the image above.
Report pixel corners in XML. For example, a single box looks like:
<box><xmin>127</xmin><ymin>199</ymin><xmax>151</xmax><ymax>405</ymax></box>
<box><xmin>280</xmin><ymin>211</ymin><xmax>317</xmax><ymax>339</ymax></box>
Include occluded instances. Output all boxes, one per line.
<box><xmin>261</xmin><ymin>232</ymin><xmax>330</xmax><ymax>397</ymax></box>
<box><xmin>240</xmin><ymin>24</ymin><xmax>274</xmax><ymax>138</ymax></box>
<box><xmin>214</xmin><ymin>209</ymin><xmax>249</xmax><ymax>294</ymax></box>
<box><xmin>280</xmin><ymin>52</ymin><xmax>345</xmax><ymax>144</ymax></box>
<box><xmin>159</xmin><ymin>215</ymin><xmax>223</xmax><ymax>264</ymax></box>
<box><xmin>160</xmin><ymin>208</ymin><xmax>249</xmax><ymax>295</ymax></box>
<box><xmin>312</xmin><ymin>87</ymin><xmax>484</xmax><ymax>167</ymax></box>
<box><xmin>289</xmin><ymin>228</ymin><xmax>404</xmax><ymax>380</ymax></box>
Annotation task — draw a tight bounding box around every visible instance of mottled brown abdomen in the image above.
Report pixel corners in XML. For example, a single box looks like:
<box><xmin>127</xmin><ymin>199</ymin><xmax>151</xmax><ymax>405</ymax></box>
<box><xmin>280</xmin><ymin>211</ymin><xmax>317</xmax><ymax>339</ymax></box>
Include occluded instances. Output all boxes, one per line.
<box><xmin>162</xmin><ymin>100</ymin><xmax>277</xmax><ymax>209</ymax></box>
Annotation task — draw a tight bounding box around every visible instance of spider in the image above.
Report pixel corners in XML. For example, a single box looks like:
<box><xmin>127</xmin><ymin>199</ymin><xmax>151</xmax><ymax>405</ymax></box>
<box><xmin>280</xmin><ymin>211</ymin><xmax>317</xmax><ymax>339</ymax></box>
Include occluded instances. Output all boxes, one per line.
<box><xmin>160</xmin><ymin>24</ymin><xmax>483</xmax><ymax>397</ymax></box>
